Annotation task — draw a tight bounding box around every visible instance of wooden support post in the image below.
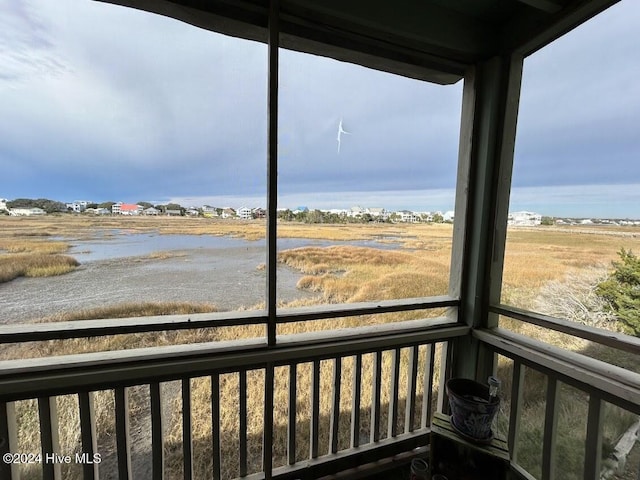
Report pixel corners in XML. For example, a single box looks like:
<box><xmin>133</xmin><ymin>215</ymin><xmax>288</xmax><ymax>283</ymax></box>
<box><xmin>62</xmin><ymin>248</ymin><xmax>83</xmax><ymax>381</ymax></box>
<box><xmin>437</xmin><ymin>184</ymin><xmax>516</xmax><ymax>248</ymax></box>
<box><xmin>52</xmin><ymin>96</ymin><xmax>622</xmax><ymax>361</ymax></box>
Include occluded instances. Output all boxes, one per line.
<box><xmin>449</xmin><ymin>53</ymin><xmax>524</xmax><ymax>384</ymax></box>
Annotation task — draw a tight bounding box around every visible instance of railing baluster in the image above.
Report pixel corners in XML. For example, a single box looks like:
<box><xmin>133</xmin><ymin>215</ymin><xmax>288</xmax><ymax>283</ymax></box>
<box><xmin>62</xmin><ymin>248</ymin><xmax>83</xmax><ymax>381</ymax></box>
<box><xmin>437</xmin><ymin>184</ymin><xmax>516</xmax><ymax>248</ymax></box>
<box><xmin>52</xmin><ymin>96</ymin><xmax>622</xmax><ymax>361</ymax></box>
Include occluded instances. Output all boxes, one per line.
<box><xmin>508</xmin><ymin>360</ymin><xmax>525</xmax><ymax>463</ymax></box>
<box><xmin>329</xmin><ymin>357</ymin><xmax>342</xmax><ymax>453</ymax></box>
<box><xmin>421</xmin><ymin>344</ymin><xmax>436</xmax><ymax>428</ymax></box>
<box><xmin>370</xmin><ymin>351</ymin><xmax>382</xmax><ymax>443</ymax></box>
<box><xmin>239</xmin><ymin>370</ymin><xmax>248</xmax><ymax>476</ymax></box>
<box><xmin>350</xmin><ymin>354</ymin><xmax>362</xmax><ymax>448</ymax></box>
<box><xmin>584</xmin><ymin>394</ymin><xmax>603</xmax><ymax>480</ymax></box>
<box><xmin>437</xmin><ymin>341</ymin><xmax>453</xmax><ymax>414</ymax></box>
<box><xmin>38</xmin><ymin>396</ymin><xmax>61</xmax><ymax>480</ymax></box>
<box><xmin>310</xmin><ymin>360</ymin><xmax>320</xmax><ymax>459</ymax></box>
<box><xmin>0</xmin><ymin>402</ymin><xmax>18</xmax><ymax>480</ymax></box>
<box><xmin>115</xmin><ymin>387</ymin><xmax>132</xmax><ymax>480</ymax></box>
<box><xmin>405</xmin><ymin>346</ymin><xmax>419</xmax><ymax>433</ymax></box>
<box><xmin>388</xmin><ymin>348</ymin><xmax>400</xmax><ymax>438</ymax></box>
<box><xmin>78</xmin><ymin>391</ymin><xmax>99</xmax><ymax>480</ymax></box>
<box><xmin>542</xmin><ymin>376</ymin><xmax>559</xmax><ymax>480</ymax></box>
<box><xmin>182</xmin><ymin>379</ymin><xmax>193</xmax><ymax>480</ymax></box>
<box><xmin>150</xmin><ymin>382</ymin><xmax>164</xmax><ymax>480</ymax></box>
<box><xmin>287</xmin><ymin>363</ymin><xmax>297</xmax><ymax>465</ymax></box>
<box><xmin>264</xmin><ymin>364</ymin><xmax>274</xmax><ymax>480</ymax></box>
<box><xmin>211</xmin><ymin>374</ymin><xmax>221</xmax><ymax>480</ymax></box>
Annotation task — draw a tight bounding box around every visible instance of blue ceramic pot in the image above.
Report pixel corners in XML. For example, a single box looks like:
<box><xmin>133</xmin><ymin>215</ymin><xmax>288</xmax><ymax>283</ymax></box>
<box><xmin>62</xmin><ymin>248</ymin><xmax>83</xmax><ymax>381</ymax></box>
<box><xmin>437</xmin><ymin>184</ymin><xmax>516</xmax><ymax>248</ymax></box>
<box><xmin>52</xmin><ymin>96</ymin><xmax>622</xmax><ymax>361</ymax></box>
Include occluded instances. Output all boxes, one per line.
<box><xmin>445</xmin><ymin>378</ymin><xmax>499</xmax><ymax>442</ymax></box>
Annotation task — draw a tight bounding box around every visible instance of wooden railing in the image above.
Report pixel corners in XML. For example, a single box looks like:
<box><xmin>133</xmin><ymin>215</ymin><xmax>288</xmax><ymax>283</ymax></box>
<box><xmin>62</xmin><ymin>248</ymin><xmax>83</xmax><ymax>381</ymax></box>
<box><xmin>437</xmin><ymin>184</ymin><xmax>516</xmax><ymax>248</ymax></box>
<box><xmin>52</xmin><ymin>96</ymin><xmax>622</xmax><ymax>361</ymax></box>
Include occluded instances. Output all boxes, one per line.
<box><xmin>481</xmin><ymin>304</ymin><xmax>640</xmax><ymax>480</ymax></box>
<box><xmin>0</xmin><ymin>307</ymin><xmax>466</xmax><ymax>480</ymax></box>
<box><xmin>3</xmin><ymin>298</ymin><xmax>638</xmax><ymax>480</ymax></box>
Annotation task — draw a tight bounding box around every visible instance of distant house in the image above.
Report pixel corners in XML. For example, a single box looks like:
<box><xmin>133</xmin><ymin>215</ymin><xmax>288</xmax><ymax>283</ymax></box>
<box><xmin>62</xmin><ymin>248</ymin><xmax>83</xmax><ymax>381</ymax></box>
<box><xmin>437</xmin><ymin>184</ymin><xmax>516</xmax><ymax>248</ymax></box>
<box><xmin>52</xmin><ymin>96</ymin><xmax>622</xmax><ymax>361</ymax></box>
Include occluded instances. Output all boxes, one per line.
<box><xmin>396</xmin><ymin>210</ymin><xmax>418</xmax><ymax>223</ymax></box>
<box><xmin>0</xmin><ymin>198</ymin><xmax>7</xmax><ymax>211</ymax></box>
<box><xmin>416</xmin><ymin>211</ymin><xmax>434</xmax><ymax>222</ymax></box>
<box><xmin>9</xmin><ymin>207</ymin><xmax>46</xmax><ymax>216</ymax></box>
<box><xmin>221</xmin><ymin>208</ymin><xmax>236</xmax><ymax>219</ymax></box>
<box><xmin>143</xmin><ymin>207</ymin><xmax>160</xmax><ymax>216</ymax></box>
<box><xmin>443</xmin><ymin>210</ymin><xmax>455</xmax><ymax>222</ymax></box>
<box><xmin>185</xmin><ymin>208</ymin><xmax>200</xmax><ymax>216</ymax></box>
<box><xmin>237</xmin><ymin>207</ymin><xmax>252</xmax><ymax>220</ymax></box>
<box><xmin>202</xmin><ymin>206</ymin><xmax>218</xmax><ymax>217</ymax></box>
<box><xmin>252</xmin><ymin>208</ymin><xmax>266</xmax><ymax>219</ymax></box>
<box><xmin>165</xmin><ymin>209</ymin><xmax>182</xmax><ymax>216</ymax></box>
<box><xmin>508</xmin><ymin>211</ymin><xmax>541</xmax><ymax>226</ymax></box>
<box><xmin>85</xmin><ymin>207</ymin><xmax>109</xmax><ymax>215</ymax></box>
<box><xmin>66</xmin><ymin>201</ymin><xmax>91</xmax><ymax>213</ymax></box>
<box><xmin>349</xmin><ymin>206</ymin><xmax>364</xmax><ymax>218</ymax></box>
<box><xmin>367</xmin><ymin>207</ymin><xmax>388</xmax><ymax>220</ymax></box>
<box><xmin>113</xmin><ymin>203</ymin><xmax>142</xmax><ymax>215</ymax></box>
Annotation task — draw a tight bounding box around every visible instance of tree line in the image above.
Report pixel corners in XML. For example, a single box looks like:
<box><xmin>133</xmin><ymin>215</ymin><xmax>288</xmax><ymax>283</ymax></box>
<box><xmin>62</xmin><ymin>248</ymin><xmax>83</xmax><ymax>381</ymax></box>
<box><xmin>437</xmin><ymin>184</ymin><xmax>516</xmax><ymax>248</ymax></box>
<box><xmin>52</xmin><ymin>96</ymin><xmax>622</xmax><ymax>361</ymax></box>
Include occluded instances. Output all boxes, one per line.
<box><xmin>4</xmin><ymin>198</ymin><xmax>188</xmax><ymax>215</ymax></box>
<box><xmin>277</xmin><ymin>209</ymin><xmax>445</xmax><ymax>224</ymax></box>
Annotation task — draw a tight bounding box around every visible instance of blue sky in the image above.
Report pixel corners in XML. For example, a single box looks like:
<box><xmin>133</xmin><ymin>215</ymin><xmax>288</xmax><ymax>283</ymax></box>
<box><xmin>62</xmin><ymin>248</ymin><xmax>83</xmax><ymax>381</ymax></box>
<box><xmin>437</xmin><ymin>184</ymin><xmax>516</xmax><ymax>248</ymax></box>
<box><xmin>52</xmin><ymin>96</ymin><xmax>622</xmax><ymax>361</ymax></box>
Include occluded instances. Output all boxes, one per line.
<box><xmin>1</xmin><ymin>0</ymin><xmax>639</xmax><ymax>218</ymax></box>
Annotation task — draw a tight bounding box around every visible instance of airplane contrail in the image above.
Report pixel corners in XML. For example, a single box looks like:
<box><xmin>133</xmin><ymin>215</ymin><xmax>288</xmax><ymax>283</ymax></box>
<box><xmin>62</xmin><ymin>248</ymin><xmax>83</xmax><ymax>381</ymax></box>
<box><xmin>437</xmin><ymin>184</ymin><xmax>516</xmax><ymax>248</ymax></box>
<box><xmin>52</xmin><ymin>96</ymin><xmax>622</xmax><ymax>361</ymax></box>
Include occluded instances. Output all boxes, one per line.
<box><xmin>337</xmin><ymin>118</ymin><xmax>351</xmax><ymax>154</ymax></box>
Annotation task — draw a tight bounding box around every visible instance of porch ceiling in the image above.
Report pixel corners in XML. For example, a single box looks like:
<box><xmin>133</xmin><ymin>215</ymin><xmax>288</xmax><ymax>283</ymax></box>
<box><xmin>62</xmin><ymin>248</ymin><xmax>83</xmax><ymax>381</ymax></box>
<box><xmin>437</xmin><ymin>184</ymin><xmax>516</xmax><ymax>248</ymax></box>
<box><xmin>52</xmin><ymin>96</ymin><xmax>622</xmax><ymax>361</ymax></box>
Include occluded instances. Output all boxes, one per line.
<box><xmin>98</xmin><ymin>0</ymin><xmax>619</xmax><ymax>83</ymax></box>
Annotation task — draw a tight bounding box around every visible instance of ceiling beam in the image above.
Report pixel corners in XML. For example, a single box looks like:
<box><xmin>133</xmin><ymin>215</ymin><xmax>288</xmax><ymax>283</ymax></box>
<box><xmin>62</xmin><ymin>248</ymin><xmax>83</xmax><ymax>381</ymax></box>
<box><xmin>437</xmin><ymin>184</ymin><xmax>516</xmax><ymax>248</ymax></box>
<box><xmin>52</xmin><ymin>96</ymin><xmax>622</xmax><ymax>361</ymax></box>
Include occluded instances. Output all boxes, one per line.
<box><xmin>502</xmin><ymin>0</ymin><xmax>621</xmax><ymax>57</ymax></box>
<box><xmin>516</xmin><ymin>0</ymin><xmax>563</xmax><ymax>14</ymax></box>
<box><xmin>97</xmin><ymin>0</ymin><xmax>471</xmax><ymax>83</ymax></box>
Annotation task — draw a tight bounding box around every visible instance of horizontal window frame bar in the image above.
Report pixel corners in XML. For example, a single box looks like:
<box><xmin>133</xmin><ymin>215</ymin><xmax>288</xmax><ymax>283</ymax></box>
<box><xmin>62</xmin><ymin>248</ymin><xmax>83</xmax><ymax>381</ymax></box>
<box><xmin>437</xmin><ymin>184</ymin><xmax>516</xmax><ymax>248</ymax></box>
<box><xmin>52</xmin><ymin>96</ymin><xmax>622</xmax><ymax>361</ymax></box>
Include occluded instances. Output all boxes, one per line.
<box><xmin>0</xmin><ymin>309</ymin><xmax>267</xmax><ymax>343</ymax></box>
<box><xmin>474</xmin><ymin>328</ymin><xmax>640</xmax><ymax>415</ymax></box>
<box><xmin>490</xmin><ymin>303</ymin><xmax>640</xmax><ymax>355</ymax></box>
<box><xmin>0</xmin><ymin>296</ymin><xmax>457</xmax><ymax>344</ymax></box>
<box><xmin>0</xmin><ymin>321</ymin><xmax>468</xmax><ymax>402</ymax></box>
<box><xmin>276</xmin><ymin>295</ymin><xmax>458</xmax><ymax>323</ymax></box>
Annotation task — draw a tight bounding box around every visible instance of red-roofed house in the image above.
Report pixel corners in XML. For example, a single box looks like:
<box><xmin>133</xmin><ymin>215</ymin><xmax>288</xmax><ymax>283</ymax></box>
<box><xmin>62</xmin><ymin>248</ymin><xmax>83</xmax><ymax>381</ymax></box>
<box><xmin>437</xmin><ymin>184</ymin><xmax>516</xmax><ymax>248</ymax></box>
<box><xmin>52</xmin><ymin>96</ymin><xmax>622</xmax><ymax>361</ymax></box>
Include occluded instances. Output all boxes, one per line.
<box><xmin>112</xmin><ymin>203</ymin><xmax>142</xmax><ymax>215</ymax></box>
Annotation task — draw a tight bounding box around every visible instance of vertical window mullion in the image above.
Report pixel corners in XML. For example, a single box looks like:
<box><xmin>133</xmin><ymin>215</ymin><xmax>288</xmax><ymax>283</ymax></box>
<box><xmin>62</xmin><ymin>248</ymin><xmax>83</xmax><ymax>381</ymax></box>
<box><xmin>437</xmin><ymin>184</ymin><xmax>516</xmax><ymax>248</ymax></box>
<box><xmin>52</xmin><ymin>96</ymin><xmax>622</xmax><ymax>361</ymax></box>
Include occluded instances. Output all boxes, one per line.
<box><xmin>266</xmin><ymin>0</ymin><xmax>280</xmax><ymax>346</ymax></box>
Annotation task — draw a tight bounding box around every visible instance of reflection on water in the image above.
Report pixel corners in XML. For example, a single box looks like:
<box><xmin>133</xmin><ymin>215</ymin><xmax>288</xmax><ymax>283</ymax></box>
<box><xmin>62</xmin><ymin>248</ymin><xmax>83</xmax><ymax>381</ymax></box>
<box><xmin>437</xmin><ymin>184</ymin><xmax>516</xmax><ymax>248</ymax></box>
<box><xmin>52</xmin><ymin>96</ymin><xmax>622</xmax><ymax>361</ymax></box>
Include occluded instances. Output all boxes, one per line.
<box><xmin>0</xmin><ymin>234</ymin><xmax>401</xmax><ymax>324</ymax></box>
<box><xmin>67</xmin><ymin>233</ymin><xmax>401</xmax><ymax>262</ymax></box>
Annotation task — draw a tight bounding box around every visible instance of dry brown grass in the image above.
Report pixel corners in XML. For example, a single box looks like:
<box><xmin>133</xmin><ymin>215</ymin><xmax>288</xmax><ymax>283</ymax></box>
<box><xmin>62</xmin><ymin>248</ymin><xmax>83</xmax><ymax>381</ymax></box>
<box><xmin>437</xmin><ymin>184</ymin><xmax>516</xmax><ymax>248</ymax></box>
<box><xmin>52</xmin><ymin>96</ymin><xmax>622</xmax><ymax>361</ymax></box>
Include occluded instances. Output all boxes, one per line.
<box><xmin>0</xmin><ymin>253</ymin><xmax>79</xmax><ymax>283</ymax></box>
<box><xmin>279</xmin><ymin>244</ymin><xmax>450</xmax><ymax>304</ymax></box>
<box><xmin>501</xmin><ymin>225</ymin><xmax>640</xmax><ymax>308</ymax></box>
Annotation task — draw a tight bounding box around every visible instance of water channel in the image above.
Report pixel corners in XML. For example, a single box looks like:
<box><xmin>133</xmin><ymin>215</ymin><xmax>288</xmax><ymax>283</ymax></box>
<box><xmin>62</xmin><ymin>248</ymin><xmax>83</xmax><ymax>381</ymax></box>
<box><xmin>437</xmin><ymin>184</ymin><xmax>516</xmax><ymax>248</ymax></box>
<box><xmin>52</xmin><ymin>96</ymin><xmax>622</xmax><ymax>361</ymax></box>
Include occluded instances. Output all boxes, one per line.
<box><xmin>0</xmin><ymin>232</ymin><xmax>400</xmax><ymax>324</ymax></box>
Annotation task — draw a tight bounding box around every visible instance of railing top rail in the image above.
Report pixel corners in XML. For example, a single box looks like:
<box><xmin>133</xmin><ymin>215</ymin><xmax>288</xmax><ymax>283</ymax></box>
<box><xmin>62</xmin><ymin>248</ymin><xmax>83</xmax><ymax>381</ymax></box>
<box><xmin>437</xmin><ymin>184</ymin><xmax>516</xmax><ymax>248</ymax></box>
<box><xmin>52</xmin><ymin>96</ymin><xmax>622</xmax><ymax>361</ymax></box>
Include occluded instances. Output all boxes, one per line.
<box><xmin>0</xmin><ymin>296</ymin><xmax>458</xmax><ymax>344</ymax></box>
<box><xmin>490</xmin><ymin>303</ymin><xmax>640</xmax><ymax>355</ymax></box>
<box><xmin>0</xmin><ymin>319</ymin><xmax>468</xmax><ymax>401</ymax></box>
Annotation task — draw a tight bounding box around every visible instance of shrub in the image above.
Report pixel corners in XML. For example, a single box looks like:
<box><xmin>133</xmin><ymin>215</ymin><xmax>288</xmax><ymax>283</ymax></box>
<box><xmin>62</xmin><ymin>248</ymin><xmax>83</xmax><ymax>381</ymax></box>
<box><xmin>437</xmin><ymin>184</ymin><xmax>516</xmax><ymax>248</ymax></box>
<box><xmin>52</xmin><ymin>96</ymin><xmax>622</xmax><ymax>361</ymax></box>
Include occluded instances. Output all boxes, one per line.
<box><xmin>596</xmin><ymin>248</ymin><xmax>640</xmax><ymax>336</ymax></box>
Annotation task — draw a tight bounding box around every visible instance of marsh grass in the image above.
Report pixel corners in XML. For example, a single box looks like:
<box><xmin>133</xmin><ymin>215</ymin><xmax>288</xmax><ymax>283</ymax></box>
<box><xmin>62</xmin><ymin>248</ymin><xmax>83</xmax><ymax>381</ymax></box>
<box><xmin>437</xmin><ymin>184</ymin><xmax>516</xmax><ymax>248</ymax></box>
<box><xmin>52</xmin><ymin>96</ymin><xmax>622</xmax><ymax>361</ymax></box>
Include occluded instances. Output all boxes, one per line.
<box><xmin>279</xmin><ymin>245</ymin><xmax>450</xmax><ymax>304</ymax></box>
<box><xmin>0</xmin><ymin>253</ymin><xmax>79</xmax><ymax>283</ymax></box>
